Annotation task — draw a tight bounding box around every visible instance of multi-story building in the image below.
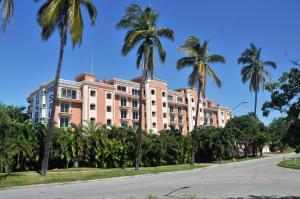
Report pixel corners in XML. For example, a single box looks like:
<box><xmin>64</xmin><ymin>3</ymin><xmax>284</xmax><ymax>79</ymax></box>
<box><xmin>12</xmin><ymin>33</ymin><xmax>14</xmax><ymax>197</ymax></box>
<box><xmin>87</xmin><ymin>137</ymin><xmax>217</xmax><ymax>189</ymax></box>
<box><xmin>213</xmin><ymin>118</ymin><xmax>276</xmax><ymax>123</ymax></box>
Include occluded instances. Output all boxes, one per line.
<box><xmin>27</xmin><ymin>73</ymin><xmax>231</xmax><ymax>134</ymax></box>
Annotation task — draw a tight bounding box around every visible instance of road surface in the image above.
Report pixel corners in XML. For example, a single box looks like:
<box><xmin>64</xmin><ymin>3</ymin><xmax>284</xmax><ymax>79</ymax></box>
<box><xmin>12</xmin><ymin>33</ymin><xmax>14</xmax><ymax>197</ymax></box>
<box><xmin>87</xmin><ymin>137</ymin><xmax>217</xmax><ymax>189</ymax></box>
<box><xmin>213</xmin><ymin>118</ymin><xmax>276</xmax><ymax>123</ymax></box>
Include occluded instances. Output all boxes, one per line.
<box><xmin>0</xmin><ymin>154</ymin><xmax>299</xmax><ymax>199</ymax></box>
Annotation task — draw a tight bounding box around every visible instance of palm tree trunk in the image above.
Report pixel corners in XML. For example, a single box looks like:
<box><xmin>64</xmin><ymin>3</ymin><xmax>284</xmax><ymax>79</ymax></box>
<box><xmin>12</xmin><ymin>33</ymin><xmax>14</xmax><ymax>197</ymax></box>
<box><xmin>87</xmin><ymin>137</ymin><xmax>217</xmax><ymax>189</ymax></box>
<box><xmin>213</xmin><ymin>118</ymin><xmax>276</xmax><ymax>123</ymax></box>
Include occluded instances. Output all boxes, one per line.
<box><xmin>254</xmin><ymin>90</ymin><xmax>257</xmax><ymax>116</ymax></box>
<box><xmin>41</xmin><ymin>29</ymin><xmax>66</xmax><ymax>176</ymax></box>
<box><xmin>135</xmin><ymin>70</ymin><xmax>146</xmax><ymax>170</ymax></box>
<box><xmin>191</xmin><ymin>85</ymin><xmax>201</xmax><ymax>165</ymax></box>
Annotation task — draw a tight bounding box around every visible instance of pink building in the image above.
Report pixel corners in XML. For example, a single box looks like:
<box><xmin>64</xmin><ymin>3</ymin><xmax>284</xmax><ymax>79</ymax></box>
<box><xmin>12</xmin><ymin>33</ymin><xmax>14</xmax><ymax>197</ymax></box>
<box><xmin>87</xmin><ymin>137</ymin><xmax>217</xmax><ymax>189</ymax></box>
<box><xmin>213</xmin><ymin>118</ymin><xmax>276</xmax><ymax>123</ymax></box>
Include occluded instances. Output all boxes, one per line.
<box><xmin>27</xmin><ymin>73</ymin><xmax>231</xmax><ymax>134</ymax></box>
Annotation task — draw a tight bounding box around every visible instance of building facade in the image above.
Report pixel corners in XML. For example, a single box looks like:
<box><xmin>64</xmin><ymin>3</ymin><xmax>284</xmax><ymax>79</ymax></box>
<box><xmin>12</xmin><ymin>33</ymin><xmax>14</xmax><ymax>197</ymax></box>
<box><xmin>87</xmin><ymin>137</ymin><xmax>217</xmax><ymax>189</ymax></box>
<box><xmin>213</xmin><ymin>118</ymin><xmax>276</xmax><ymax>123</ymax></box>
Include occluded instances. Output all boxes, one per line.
<box><xmin>27</xmin><ymin>73</ymin><xmax>231</xmax><ymax>134</ymax></box>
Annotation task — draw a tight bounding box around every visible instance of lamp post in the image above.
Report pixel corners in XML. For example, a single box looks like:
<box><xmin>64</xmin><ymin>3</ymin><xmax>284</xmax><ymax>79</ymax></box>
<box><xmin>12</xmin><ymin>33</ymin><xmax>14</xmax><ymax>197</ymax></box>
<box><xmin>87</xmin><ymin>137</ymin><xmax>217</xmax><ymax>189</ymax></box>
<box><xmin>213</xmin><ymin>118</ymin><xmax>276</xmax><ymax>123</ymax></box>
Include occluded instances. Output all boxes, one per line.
<box><xmin>230</xmin><ymin>101</ymin><xmax>248</xmax><ymax>161</ymax></box>
<box><xmin>230</xmin><ymin>101</ymin><xmax>248</xmax><ymax>118</ymax></box>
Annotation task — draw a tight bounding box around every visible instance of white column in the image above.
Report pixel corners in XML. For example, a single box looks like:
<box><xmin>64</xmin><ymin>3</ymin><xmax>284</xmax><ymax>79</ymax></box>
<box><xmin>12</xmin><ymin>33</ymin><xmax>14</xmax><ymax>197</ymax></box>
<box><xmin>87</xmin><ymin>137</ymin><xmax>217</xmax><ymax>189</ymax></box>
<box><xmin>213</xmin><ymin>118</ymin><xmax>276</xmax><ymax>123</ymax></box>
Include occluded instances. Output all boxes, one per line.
<box><xmin>82</xmin><ymin>85</ymin><xmax>88</xmax><ymax>123</ymax></box>
<box><xmin>145</xmin><ymin>79</ymin><xmax>151</xmax><ymax>133</ymax></box>
<box><xmin>187</xmin><ymin>92</ymin><xmax>193</xmax><ymax>131</ymax></box>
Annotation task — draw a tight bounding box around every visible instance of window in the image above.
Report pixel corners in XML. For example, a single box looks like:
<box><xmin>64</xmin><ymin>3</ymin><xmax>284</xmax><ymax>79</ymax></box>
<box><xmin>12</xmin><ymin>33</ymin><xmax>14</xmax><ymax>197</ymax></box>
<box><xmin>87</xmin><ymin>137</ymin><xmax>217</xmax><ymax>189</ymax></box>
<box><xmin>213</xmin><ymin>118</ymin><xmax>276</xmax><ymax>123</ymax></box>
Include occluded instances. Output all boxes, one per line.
<box><xmin>121</xmin><ymin>121</ymin><xmax>128</xmax><ymax>127</ymax></box>
<box><xmin>191</xmin><ymin>98</ymin><xmax>194</xmax><ymax>102</ymax></box>
<box><xmin>186</xmin><ymin>98</ymin><xmax>188</xmax><ymax>103</ymax></box>
<box><xmin>133</xmin><ymin>111</ymin><xmax>139</xmax><ymax>120</ymax></box>
<box><xmin>60</xmin><ymin>117</ymin><xmax>69</xmax><ymax>128</ymax></box>
<box><xmin>163</xmin><ymin>102</ymin><xmax>166</xmax><ymax>107</ymax></box>
<box><xmin>121</xmin><ymin>109</ymin><xmax>127</xmax><ymax>119</ymax></box>
<box><xmin>221</xmin><ymin>112</ymin><xmax>224</xmax><ymax>115</ymax></box>
<box><xmin>169</xmin><ymin>106</ymin><xmax>174</xmax><ymax>113</ymax></box>
<box><xmin>120</xmin><ymin>98</ymin><xmax>127</xmax><ymax>106</ymax></box>
<box><xmin>42</xmin><ymin>104</ymin><xmax>46</xmax><ymax>108</ymax></box>
<box><xmin>132</xmin><ymin>100</ymin><xmax>138</xmax><ymax>108</ymax></box>
<box><xmin>178</xmin><ymin>116</ymin><xmax>183</xmax><ymax>124</ymax></box>
<box><xmin>162</xmin><ymin>91</ymin><xmax>166</xmax><ymax>97</ymax></box>
<box><xmin>193</xmin><ymin>116</ymin><xmax>196</xmax><ymax>121</ymax></box>
<box><xmin>106</xmin><ymin>93</ymin><xmax>112</xmax><ymax>99</ymax></box>
<box><xmin>152</xmin><ymin>111</ymin><xmax>156</xmax><ymax>117</ymax></box>
<box><xmin>163</xmin><ymin>113</ymin><xmax>167</xmax><ymax>118</ymax></box>
<box><xmin>200</xmin><ymin>108</ymin><xmax>202</xmax><ymax>112</ymax></box>
<box><xmin>192</xmin><ymin>107</ymin><xmax>195</xmax><ymax>111</ymax></box>
<box><xmin>41</xmin><ymin>90</ymin><xmax>46</xmax><ymax>95</ymax></box>
<box><xmin>133</xmin><ymin>122</ymin><xmax>139</xmax><ymax>129</ymax></box>
<box><xmin>90</xmin><ymin>90</ymin><xmax>96</xmax><ymax>97</ymax></box>
<box><xmin>61</xmin><ymin>88</ymin><xmax>77</xmax><ymax>99</ymax></box>
<box><xmin>132</xmin><ymin>88</ymin><xmax>140</xmax><ymax>96</ymax></box>
<box><xmin>178</xmin><ymin>107</ymin><xmax>182</xmax><ymax>114</ymax></box>
<box><xmin>117</xmin><ymin>85</ymin><xmax>127</xmax><ymax>92</ymax></box>
<box><xmin>107</xmin><ymin>119</ymin><xmax>112</xmax><ymax>125</ymax></box>
<box><xmin>164</xmin><ymin>123</ymin><xmax>167</xmax><ymax>129</ymax></box>
<box><xmin>152</xmin><ymin>100</ymin><xmax>156</xmax><ymax>106</ymax></box>
<box><xmin>90</xmin><ymin>104</ymin><xmax>96</xmax><ymax>110</ymax></box>
<box><xmin>152</xmin><ymin>123</ymin><xmax>156</xmax><ymax>128</ymax></box>
<box><xmin>90</xmin><ymin>117</ymin><xmax>96</xmax><ymax>123</ymax></box>
<box><xmin>151</xmin><ymin>89</ymin><xmax>155</xmax><ymax>95</ymax></box>
<box><xmin>60</xmin><ymin>103</ymin><xmax>69</xmax><ymax>113</ymax></box>
<box><xmin>168</xmin><ymin>95</ymin><xmax>173</xmax><ymax>101</ymax></box>
<box><xmin>170</xmin><ymin>115</ymin><xmax>175</xmax><ymax>123</ymax></box>
<box><xmin>71</xmin><ymin>90</ymin><xmax>77</xmax><ymax>99</ymax></box>
<box><xmin>210</xmin><ymin>119</ymin><xmax>214</xmax><ymax>125</ymax></box>
<box><xmin>177</xmin><ymin>96</ymin><xmax>183</xmax><ymax>102</ymax></box>
<box><xmin>107</xmin><ymin>106</ymin><xmax>112</xmax><ymax>112</ymax></box>
<box><xmin>222</xmin><ymin>120</ymin><xmax>224</xmax><ymax>123</ymax></box>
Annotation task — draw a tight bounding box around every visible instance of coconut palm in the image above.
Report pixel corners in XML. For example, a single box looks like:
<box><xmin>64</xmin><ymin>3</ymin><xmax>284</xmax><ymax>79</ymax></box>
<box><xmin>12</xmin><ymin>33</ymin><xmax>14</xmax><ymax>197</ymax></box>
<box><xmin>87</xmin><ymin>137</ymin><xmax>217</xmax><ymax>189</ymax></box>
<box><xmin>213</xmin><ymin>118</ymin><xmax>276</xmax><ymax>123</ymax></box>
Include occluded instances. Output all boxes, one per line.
<box><xmin>37</xmin><ymin>0</ymin><xmax>97</xmax><ymax>176</ymax></box>
<box><xmin>237</xmin><ymin>43</ymin><xmax>276</xmax><ymax>116</ymax></box>
<box><xmin>177</xmin><ymin>36</ymin><xmax>225</xmax><ymax>164</ymax></box>
<box><xmin>116</xmin><ymin>4</ymin><xmax>174</xmax><ymax>169</ymax></box>
<box><xmin>0</xmin><ymin>0</ymin><xmax>14</xmax><ymax>32</ymax></box>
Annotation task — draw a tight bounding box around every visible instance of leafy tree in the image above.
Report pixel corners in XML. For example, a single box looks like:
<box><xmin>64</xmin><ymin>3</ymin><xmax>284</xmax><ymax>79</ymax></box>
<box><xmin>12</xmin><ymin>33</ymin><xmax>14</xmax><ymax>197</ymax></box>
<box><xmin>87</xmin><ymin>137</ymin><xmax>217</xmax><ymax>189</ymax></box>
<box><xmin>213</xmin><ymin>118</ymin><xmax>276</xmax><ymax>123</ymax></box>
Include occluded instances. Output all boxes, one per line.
<box><xmin>237</xmin><ymin>43</ymin><xmax>276</xmax><ymax>116</ymax></box>
<box><xmin>225</xmin><ymin>114</ymin><xmax>260</xmax><ymax>157</ymax></box>
<box><xmin>263</xmin><ymin>67</ymin><xmax>300</xmax><ymax>148</ymax></box>
<box><xmin>268</xmin><ymin>118</ymin><xmax>288</xmax><ymax>152</ymax></box>
<box><xmin>176</xmin><ymin>36</ymin><xmax>225</xmax><ymax>164</ymax></box>
<box><xmin>116</xmin><ymin>4</ymin><xmax>174</xmax><ymax>169</ymax></box>
<box><xmin>0</xmin><ymin>0</ymin><xmax>13</xmax><ymax>32</ymax></box>
<box><xmin>37</xmin><ymin>0</ymin><xmax>97</xmax><ymax>175</ymax></box>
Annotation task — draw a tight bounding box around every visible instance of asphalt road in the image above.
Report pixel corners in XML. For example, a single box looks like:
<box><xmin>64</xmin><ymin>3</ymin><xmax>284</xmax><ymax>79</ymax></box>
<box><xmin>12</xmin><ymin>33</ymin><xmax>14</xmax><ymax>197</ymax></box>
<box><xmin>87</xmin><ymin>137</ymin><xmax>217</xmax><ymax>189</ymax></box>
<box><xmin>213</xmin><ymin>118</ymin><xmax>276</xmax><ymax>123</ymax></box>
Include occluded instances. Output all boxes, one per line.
<box><xmin>0</xmin><ymin>154</ymin><xmax>299</xmax><ymax>199</ymax></box>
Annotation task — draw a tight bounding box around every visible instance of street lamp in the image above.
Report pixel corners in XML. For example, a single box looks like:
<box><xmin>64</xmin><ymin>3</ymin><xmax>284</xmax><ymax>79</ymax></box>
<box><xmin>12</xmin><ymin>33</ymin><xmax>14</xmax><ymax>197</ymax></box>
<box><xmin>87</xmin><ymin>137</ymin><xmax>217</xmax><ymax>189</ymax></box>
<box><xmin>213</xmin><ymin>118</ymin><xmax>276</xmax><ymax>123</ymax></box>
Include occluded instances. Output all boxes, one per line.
<box><xmin>229</xmin><ymin>101</ymin><xmax>248</xmax><ymax>161</ymax></box>
<box><xmin>231</xmin><ymin>101</ymin><xmax>248</xmax><ymax>112</ymax></box>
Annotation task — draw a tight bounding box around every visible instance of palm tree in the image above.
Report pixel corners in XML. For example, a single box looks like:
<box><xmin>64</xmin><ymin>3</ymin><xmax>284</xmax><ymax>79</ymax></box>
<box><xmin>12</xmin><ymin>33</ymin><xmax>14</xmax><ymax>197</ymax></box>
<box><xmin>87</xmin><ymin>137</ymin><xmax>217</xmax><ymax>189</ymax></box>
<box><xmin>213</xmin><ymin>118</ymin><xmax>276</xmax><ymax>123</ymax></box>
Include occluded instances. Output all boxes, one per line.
<box><xmin>176</xmin><ymin>36</ymin><xmax>225</xmax><ymax>164</ymax></box>
<box><xmin>237</xmin><ymin>43</ymin><xmax>276</xmax><ymax>116</ymax></box>
<box><xmin>116</xmin><ymin>4</ymin><xmax>174</xmax><ymax>169</ymax></box>
<box><xmin>0</xmin><ymin>0</ymin><xmax>14</xmax><ymax>32</ymax></box>
<box><xmin>37</xmin><ymin>0</ymin><xmax>97</xmax><ymax>176</ymax></box>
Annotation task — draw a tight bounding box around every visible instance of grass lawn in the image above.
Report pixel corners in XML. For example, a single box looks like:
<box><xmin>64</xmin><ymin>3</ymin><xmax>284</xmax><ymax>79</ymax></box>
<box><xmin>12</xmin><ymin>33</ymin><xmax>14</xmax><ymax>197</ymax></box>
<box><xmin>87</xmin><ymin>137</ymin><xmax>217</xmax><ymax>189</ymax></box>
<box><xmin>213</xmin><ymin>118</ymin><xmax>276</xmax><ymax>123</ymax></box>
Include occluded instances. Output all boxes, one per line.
<box><xmin>0</xmin><ymin>164</ymin><xmax>207</xmax><ymax>189</ymax></box>
<box><xmin>214</xmin><ymin>155</ymin><xmax>267</xmax><ymax>164</ymax></box>
<box><xmin>277</xmin><ymin>157</ymin><xmax>300</xmax><ymax>170</ymax></box>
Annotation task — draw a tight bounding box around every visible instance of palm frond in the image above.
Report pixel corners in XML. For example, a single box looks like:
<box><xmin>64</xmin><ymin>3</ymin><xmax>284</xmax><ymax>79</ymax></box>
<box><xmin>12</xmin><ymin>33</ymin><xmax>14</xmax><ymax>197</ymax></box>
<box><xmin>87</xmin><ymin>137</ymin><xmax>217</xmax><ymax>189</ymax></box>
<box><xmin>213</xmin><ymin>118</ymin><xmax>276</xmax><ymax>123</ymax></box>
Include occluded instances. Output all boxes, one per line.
<box><xmin>207</xmin><ymin>66</ymin><xmax>221</xmax><ymax>88</ymax></box>
<box><xmin>153</xmin><ymin>36</ymin><xmax>166</xmax><ymax>64</ymax></box>
<box><xmin>69</xmin><ymin>0</ymin><xmax>84</xmax><ymax>46</ymax></box>
<box><xmin>207</xmin><ymin>54</ymin><xmax>225</xmax><ymax>64</ymax></box>
<box><xmin>263</xmin><ymin>61</ymin><xmax>276</xmax><ymax>69</ymax></box>
<box><xmin>121</xmin><ymin>29</ymin><xmax>148</xmax><ymax>55</ymax></box>
<box><xmin>176</xmin><ymin>57</ymin><xmax>196</xmax><ymax>71</ymax></box>
<box><xmin>81</xmin><ymin>0</ymin><xmax>97</xmax><ymax>25</ymax></box>
<box><xmin>0</xmin><ymin>0</ymin><xmax>14</xmax><ymax>32</ymax></box>
<box><xmin>155</xmin><ymin>27</ymin><xmax>174</xmax><ymax>41</ymax></box>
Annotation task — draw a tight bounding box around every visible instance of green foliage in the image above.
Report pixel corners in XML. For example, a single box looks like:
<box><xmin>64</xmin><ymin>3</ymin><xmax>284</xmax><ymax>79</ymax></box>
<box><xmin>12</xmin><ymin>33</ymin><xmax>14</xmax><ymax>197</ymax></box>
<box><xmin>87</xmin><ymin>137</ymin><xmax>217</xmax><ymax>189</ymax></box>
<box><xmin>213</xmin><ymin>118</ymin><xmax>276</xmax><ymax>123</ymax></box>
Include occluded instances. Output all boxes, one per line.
<box><xmin>268</xmin><ymin>117</ymin><xmax>288</xmax><ymax>152</ymax></box>
<box><xmin>263</xmin><ymin>67</ymin><xmax>300</xmax><ymax>148</ymax></box>
<box><xmin>0</xmin><ymin>102</ymin><xmax>272</xmax><ymax>172</ymax></box>
<box><xmin>224</xmin><ymin>114</ymin><xmax>269</xmax><ymax>157</ymax></box>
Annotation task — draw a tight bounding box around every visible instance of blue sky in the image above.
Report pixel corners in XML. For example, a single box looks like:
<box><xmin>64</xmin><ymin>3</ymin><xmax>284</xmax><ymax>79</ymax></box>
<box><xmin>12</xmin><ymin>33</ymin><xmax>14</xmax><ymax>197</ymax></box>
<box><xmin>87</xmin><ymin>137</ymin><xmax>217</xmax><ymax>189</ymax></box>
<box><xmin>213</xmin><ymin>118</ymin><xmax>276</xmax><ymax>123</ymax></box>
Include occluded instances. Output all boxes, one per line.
<box><xmin>0</xmin><ymin>0</ymin><xmax>299</xmax><ymax>125</ymax></box>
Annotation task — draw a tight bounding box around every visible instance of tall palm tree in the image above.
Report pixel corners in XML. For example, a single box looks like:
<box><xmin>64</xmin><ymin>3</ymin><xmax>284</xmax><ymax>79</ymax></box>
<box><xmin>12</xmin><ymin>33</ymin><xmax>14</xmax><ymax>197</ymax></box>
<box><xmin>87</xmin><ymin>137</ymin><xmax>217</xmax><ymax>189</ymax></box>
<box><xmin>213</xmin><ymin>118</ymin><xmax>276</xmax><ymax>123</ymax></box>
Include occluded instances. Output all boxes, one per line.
<box><xmin>237</xmin><ymin>43</ymin><xmax>276</xmax><ymax>116</ymax></box>
<box><xmin>38</xmin><ymin>0</ymin><xmax>97</xmax><ymax>176</ymax></box>
<box><xmin>0</xmin><ymin>0</ymin><xmax>14</xmax><ymax>32</ymax></box>
<box><xmin>116</xmin><ymin>4</ymin><xmax>174</xmax><ymax>169</ymax></box>
<box><xmin>176</xmin><ymin>36</ymin><xmax>225</xmax><ymax>164</ymax></box>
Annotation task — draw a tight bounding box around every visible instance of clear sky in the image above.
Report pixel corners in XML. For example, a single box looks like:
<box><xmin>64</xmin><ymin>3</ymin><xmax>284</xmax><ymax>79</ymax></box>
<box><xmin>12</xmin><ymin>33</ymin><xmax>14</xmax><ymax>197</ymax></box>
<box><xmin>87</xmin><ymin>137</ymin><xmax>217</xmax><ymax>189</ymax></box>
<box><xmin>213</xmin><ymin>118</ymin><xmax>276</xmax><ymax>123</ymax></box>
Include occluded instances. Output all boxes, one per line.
<box><xmin>0</xmin><ymin>0</ymin><xmax>299</xmax><ymax>125</ymax></box>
